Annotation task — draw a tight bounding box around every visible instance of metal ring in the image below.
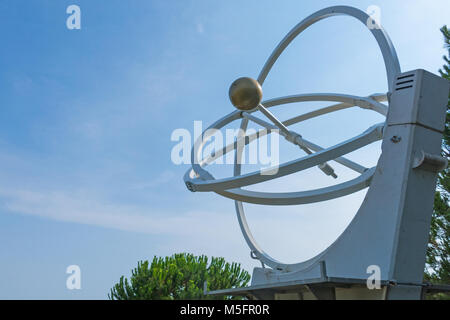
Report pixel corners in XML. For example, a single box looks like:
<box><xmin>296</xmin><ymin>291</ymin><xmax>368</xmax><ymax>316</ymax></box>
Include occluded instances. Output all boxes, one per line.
<box><xmin>233</xmin><ymin>6</ymin><xmax>400</xmax><ymax>270</ymax></box>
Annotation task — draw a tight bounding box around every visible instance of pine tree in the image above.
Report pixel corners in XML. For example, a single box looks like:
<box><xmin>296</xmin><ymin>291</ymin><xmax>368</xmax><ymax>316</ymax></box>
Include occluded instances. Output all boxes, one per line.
<box><xmin>425</xmin><ymin>25</ymin><xmax>450</xmax><ymax>299</ymax></box>
<box><xmin>108</xmin><ymin>253</ymin><xmax>250</xmax><ymax>300</ymax></box>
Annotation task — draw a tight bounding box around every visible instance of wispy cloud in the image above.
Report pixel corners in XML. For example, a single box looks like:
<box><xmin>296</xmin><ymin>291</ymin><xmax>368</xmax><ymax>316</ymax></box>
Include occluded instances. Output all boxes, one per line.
<box><xmin>0</xmin><ymin>174</ymin><xmax>367</xmax><ymax>265</ymax></box>
<box><xmin>129</xmin><ymin>170</ymin><xmax>176</xmax><ymax>190</ymax></box>
<box><xmin>0</xmin><ymin>186</ymin><xmax>233</xmax><ymax>238</ymax></box>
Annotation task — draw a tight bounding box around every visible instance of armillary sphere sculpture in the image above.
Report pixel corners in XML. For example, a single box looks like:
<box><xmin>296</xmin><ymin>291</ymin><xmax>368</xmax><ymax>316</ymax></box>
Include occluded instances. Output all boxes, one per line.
<box><xmin>183</xmin><ymin>6</ymin><xmax>450</xmax><ymax>299</ymax></box>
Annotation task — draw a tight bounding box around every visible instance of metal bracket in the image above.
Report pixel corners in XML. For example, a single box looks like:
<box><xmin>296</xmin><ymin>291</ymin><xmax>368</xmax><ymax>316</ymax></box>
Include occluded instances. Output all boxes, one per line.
<box><xmin>412</xmin><ymin>150</ymin><xmax>448</xmax><ymax>172</ymax></box>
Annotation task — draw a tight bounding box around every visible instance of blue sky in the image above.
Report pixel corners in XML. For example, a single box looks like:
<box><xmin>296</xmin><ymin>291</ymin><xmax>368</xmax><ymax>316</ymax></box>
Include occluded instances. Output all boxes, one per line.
<box><xmin>0</xmin><ymin>0</ymin><xmax>448</xmax><ymax>299</ymax></box>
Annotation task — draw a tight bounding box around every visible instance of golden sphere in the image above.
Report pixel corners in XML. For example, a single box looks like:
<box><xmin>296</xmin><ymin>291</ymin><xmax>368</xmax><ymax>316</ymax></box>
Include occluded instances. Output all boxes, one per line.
<box><xmin>229</xmin><ymin>77</ymin><xmax>263</xmax><ymax>111</ymax></box>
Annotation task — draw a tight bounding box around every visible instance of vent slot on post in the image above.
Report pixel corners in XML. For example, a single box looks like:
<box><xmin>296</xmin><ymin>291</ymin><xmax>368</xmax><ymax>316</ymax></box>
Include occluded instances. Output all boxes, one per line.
<box><xmin>395</xmin><ymin>73</ymin><xmax>415</xmax><ymax>91</ymax></box>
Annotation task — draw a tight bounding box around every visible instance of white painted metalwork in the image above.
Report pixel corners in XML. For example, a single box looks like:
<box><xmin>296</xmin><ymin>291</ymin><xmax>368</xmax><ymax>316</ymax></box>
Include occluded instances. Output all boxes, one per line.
<box><xmin>183</xmin><ymin>5</ymin><xmax>449</xmax><ymax>299</ymax></box>
<box><xmin>184</xmin><ymin>5</ymin><xmax>398</xmax><ymax>269</ymax></box>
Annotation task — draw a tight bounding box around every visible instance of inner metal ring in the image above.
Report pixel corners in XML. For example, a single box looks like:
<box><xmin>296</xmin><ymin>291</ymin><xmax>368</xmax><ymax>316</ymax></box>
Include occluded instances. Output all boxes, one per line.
<box><xmin>233</xmin><ymin>5</ymin><xmax>400</xmax><ymax>271</ymax></box>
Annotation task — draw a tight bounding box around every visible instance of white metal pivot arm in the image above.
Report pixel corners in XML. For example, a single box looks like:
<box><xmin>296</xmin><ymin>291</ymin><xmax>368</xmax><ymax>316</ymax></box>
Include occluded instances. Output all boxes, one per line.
<box><xmin>255</xmin><ymin>104</ymin><xmax>338</xmax><ymax>178</ymax></box>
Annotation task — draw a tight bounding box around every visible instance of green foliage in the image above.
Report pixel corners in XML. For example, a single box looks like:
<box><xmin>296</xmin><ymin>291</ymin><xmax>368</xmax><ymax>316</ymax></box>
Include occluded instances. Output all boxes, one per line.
<box><xmin>108</xmin><ymin>253</ymin><xmax>250</xmax><ymax>300</ymax></box>
<box><xmin>425</xmin><ymin>25</ymin><xmax>450</xmax><ymax>299</ymax></box>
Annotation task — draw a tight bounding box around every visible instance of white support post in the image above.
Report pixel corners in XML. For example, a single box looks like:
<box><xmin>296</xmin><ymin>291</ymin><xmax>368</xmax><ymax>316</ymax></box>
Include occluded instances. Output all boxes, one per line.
<box><xmin>386</xmin><ymin>69</ymin><xmax>449</xmax><ymax>299</ymax></box>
